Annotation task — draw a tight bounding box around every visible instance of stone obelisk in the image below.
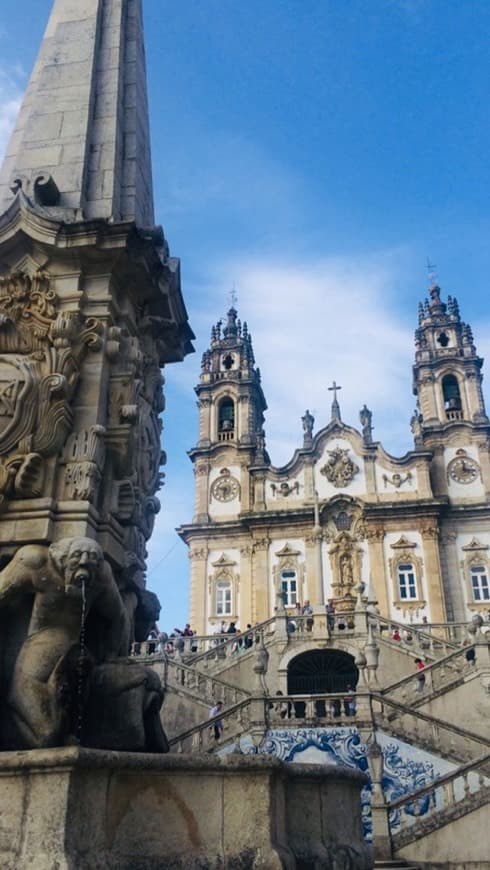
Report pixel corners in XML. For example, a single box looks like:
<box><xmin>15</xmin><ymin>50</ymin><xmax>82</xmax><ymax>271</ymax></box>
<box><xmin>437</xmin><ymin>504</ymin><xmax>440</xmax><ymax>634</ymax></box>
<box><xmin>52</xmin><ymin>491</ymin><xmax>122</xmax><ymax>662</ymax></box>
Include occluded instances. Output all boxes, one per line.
<box><xmin>0</xmin><ymin>0</ymin><xmax>193</xmax><ymax>751</ymax></box>
<box><xmin>0</xmin><ymin>0</ymin><xmax>193</xmax><ymax>572</ymax></box>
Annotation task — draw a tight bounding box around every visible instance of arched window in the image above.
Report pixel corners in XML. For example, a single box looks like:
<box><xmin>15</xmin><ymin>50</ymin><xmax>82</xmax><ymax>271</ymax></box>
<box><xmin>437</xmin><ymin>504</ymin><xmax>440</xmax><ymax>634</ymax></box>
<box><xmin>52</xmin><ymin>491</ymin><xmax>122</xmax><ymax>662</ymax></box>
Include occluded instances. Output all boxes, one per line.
<box><xmin>281</xmin><ymin>570</ymin><xmax>298</xmax><ymax>607</ymax></box>
<box><xmin>216</xmin><ymin>579</ymin><xmax>232</xmax><ymax>615</ymax></box>
<box><xmin>470</xmin><ymin>565</ymin><xmax>489</xmax><ymax>602</ymax></box>
<box><xmin>397</xmin><ymin>563</ymin><xmax>418</xmax><ymax>600</ymax></box>
<box><xmin>442</xmin><ymin>374</ymin><xmax>462</xmax><ymax>420</ymax></box>
<box><xmin>218</xmin><ymin>398</ymin><xmax>235</xmax><ymax>441</ymax></box>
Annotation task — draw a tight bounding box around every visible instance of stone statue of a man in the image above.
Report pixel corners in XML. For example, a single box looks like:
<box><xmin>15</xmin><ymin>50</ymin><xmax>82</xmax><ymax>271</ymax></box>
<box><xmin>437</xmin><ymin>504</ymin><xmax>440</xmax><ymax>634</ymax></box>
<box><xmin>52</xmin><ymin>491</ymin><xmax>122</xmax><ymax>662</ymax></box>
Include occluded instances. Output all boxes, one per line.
<box><xmin>0</xmin><ymin>537</ymin><xmax>168</xmax><ymax>752</ymax></box>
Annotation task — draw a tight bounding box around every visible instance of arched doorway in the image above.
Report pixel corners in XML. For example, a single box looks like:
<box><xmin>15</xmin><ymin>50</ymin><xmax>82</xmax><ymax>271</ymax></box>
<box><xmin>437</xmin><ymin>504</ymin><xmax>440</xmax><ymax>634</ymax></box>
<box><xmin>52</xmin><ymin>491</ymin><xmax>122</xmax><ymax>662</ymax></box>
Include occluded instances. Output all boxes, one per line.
<box><xmin>287</xmin><ymin>649</ymin><xmax>358</xmax><ymax>695</ymax></box>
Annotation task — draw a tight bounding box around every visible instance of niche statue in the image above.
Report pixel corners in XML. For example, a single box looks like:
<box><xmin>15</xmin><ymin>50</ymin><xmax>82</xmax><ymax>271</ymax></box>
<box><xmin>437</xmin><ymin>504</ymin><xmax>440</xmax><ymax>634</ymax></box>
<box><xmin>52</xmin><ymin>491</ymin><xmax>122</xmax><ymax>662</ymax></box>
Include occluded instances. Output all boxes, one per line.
<box><xmin>0</xmin><ymin>537</ymin><xmax>168</xmax><ymax>753</ymax></box>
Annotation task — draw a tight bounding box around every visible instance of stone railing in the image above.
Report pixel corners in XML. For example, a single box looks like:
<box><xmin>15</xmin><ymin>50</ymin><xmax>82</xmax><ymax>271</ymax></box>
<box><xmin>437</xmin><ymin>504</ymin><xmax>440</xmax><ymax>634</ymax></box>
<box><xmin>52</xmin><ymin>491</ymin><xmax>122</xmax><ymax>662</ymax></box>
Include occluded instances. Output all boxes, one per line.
<box><xmin>187</xmin><ymin>620</ymin><xmax>276</xmax><ymax>668</ymax></box>
<box><xmin>411</xmin><ymin>620</ymin><xmax>489</xmax><ymax>644</ymax></box>
<box><xmin>379</xmin><ymin>643</ymin><xmax>477</xmax><ymax>706</ymax></box>
<box><xmin>372</xmin><ymin>615</ymin><xmax>459</xmax><ymax>657</ymax></box>
<box><xmin>165</xmin><ymin>657</ymin><xmax>250</xmax><ymax>707</ymax></box>
<box><xmin>169</xmin><ymin>697</ymin><xmax>254</xmax><ymax>753</ymax></box>
<box><xmin>169</xmin><ymin>692</ymin><xmax>374</xmax><ymax>754</ymax></box>
<box><xmin>389</xmin><ymin>752</ymin><xmax>490</xmax><ymax>849</ymax></box>
<box><xmin>372</xmin><ymin>694</ymin><xmax>489</xmax><ymax>765</ymax></box>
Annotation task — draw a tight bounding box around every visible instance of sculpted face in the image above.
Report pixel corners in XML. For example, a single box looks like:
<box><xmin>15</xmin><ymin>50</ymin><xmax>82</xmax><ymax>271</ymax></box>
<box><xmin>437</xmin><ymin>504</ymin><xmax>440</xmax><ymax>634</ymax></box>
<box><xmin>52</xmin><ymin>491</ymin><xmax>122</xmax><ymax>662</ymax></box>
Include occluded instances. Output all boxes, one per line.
<box><xmin>64</xmin><ymin>538</ymin><xmax>103</xmax><ymax>596</ymax></box>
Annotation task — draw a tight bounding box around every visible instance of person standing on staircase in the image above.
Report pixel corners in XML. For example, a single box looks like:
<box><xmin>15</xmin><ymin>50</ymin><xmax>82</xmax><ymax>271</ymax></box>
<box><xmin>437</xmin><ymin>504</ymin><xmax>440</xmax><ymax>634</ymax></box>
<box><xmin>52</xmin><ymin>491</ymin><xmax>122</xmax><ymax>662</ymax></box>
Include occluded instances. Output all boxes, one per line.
<box><xmin>209</xmin><ymin>701</ymin><xmax>224</xmax><ymax>741</ymax></box>
<box><xmin>414</xmin><ymin>658</ymin><xmax>426</xmax><ymax>693</ymax></box>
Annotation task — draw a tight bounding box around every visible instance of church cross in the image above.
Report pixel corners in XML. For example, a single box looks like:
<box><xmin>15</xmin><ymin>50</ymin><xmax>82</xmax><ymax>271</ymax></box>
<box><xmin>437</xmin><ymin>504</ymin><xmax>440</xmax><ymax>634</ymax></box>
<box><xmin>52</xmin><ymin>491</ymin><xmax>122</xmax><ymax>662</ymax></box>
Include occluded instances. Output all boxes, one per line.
<box><xmin>229</xmin><ymin>283</ymin><xmax>238</xmax><ymax>308</ymax></box>
<box><xmin>328</xmin><ymin>381</ymin><xmax>342</xmax><ymax>402</ymax></box>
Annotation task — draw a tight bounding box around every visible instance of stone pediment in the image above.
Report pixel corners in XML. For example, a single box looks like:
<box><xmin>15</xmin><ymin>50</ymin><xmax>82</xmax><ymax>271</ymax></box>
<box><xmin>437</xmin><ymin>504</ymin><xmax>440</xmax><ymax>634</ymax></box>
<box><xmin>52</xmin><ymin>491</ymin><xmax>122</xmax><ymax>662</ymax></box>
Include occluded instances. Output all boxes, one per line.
<box><xmin>211</xmin><ymin>553</ymin><xmax>237</xmax><ymax>568</ymax></box>
<box><xmin>462</xmin><ymin>537</ymin><xmax>489</xmax><ymax>551</ymax></box>
<box><xmin>390</xmin><ymin>535</ymin><xmax>416</xmax><ymax>550</ymax></box>
<box><xmin>274</xmin><ymin>543</ymin><xmax>301</xmax><ymax>558</ymax></box>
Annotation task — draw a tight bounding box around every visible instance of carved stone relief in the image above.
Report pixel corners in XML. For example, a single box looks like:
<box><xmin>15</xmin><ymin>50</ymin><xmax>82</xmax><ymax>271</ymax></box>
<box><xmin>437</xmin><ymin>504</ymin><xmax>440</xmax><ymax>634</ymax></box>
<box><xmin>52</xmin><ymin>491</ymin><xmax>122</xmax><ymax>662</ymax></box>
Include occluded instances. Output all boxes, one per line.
<box><xmin>320</xmin><ymin>447</ymin><xmax>359</xmax><ymax>488</ymax></box>
<box><xmin>270</xmin><ymin>480</ymin><xmax>299</xmax><ymax>498</ymax></box>
<box><xmin>0</xmin><ymin>269</ymin><xmax>103</xmax><ymax>509</ymax></box>
<box><xmin>383</xmin><ymin>471</ymin><xmax>412</xmax><ymax>489</ymax></box>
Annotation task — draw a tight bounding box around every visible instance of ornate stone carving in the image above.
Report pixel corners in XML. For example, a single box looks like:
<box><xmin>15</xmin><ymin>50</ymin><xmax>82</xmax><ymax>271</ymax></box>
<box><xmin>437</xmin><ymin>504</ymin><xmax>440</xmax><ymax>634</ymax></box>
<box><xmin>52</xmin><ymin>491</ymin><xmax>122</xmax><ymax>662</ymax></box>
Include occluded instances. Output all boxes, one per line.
<box><xmin>271</xmin><ymin>480</ymin><xmax>299</xmax><ymax>498</ymax></box>
<box><xmin>62</xmin><ymin>425</ymin><xmax>106</xmax><ymax>502</ymax></box>
<box><xmin>189</xmin><ymin>547</ymin><xmax>208</xmax><ymax>561</ymax></box>
<box><xmin>253</xmin><ymin>537</ymin><xmax>270</xmax><ymax>552</ymax></box>
<box><xmin>320</xmin><ymin>447</ymin><xmax>359</xmax><ymax>488</ymax></box>
<box><xmin>0</xmin><ymin>270</ymin><xmax>103</xmax><ymax>508</ymax></box>
<box><xmin>0</xmin><ymin>270</ymin><xmax>56</xmax><ymax>351</ymax></box>
<box><xmin>420</xmin><ymin>525</ymin><xmax>439</xmax><ymax>540</ymax></box>
<box><xmin>364</xmin><ymin>526</ymin><xmax>385</xmax><ymax>543</ymax></box>
<box><xmin>383</xmin><ymin>471</ymin><xmax>412</xmax><ymax>489</ymax></box>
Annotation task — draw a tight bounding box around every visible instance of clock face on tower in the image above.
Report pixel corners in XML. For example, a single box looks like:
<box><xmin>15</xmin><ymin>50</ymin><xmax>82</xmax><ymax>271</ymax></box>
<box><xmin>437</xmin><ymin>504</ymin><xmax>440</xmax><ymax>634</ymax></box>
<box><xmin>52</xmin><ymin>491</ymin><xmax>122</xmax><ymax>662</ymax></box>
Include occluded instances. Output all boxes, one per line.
<box><xmin>447</xmin><ymin>454</ymin><xmax>480</xmax><ymax>484</ymax></box>
<box><xmin>211</xmin><ymin>469</ymin><xmax>240</xmax><ymax>502</ymax></box>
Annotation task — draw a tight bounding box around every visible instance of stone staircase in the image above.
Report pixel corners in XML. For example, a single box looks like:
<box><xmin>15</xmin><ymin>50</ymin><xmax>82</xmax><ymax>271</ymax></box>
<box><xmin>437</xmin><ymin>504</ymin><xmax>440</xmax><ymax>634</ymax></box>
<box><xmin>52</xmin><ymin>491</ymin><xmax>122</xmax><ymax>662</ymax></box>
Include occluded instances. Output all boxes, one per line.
<box><xmin>145</xmin><ymin>613</ymin><xmax>490</xmax><ymax>864</ymax></box>
<box><xmin>388</xmin><ymin>752</ymin><xmax>490</xmax><ymax>850</ymax></box>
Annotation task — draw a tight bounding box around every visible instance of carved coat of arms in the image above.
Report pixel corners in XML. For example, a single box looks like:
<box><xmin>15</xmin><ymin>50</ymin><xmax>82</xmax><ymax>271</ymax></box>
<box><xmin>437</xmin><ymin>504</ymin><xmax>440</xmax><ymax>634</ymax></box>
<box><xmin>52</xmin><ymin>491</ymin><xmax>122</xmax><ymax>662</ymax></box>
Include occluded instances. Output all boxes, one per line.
<box><xmin>320</xmin><ymin>447</ymin><xmax>359</xmax><ymax>488</ymax></box>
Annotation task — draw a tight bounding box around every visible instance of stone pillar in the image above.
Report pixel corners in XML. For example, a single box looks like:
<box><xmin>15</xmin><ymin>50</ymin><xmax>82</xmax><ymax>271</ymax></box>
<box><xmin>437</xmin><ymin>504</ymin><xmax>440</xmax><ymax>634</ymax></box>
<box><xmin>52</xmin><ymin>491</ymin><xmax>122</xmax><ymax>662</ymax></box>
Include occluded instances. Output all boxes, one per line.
<box><xmin>193</xmin><ymin>461</ymin><xmax>210</xmax><ymax>522</ymax></box>
<box><xmin>367</xmin><ymin>740</ymin><xmax>392</xmax><ymax>861</ymax></box>
<box><xmin>239</xmin><ymin>460</ymin><xmax>252</xmax><ymax>511</ymax></box>
<box><xmin>239</xmin><ymin>544</ymin><xmax>253</xmax><ymax>628</ymax></box>
<box><xmin>363</xmin><ymin>453</ymin><xmax>377</xmax><ymax>495</ymax></box>
<box><xmin>477</xmin><ymin>437</ymin><xmax>490</xmax><ymax>497</ymax></box>
<box><xmin>365</xmin><ymin>527</ymin><xmax>389</xmax><ymax>615</ymax></box>
<box><xmin>189</xmin><ymin>545</ymin><xmax>209</xmax><ymax>634</ymax></box>
<box><xmin>439</xmin><ymin>529</ymin><xmax>465</xmax><ymax>623</ymax></box>
<box><xmin>197</xmin><ymin>396</ymin><xmax>212</xmax><ymax>447</ymax></box>
<box><xmin>252</xmin><ymin>537</ymin><xmax>270</xmax><ymax>622</ymax></box>
<box><xmin>421</xmin><ymin>524</ymin><xmax>447</xmax><ymax>622</ymax></box>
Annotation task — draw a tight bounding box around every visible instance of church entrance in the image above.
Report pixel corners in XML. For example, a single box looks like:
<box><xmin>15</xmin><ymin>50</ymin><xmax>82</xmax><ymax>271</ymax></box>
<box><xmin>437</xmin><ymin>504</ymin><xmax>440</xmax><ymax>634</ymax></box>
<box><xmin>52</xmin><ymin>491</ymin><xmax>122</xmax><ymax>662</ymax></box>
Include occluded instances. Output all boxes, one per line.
<box><xmin>287</xmin><ymin>649</ymin><xmax>358</xmax><ymax>695</ymax></box>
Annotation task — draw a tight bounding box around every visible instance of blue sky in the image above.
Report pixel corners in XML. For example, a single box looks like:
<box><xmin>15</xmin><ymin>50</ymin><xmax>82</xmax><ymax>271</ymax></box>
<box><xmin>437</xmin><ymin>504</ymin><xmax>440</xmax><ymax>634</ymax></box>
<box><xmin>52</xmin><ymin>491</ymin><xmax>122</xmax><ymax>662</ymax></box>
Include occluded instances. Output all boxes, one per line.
<box><xmin>1</xmin><ymin>1</ymin><xmax>490</xmax><ymax>632</ymax></box>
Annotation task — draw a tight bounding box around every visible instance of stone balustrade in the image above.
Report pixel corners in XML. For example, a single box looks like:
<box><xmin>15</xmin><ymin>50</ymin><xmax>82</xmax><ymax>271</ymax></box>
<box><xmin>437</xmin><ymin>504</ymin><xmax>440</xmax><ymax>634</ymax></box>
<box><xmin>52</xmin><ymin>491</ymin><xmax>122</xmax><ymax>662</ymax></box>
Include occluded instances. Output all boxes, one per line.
<box><xmin>372</xmin><ymin>615</ymin><xmax>460</xmax><ymax>657</ymax></box>
<box><xmin>379</xmin><ymin>643</ymin><xmax>477</xmax><ymax>706</ymax></box>
<box><xmin>169</xmin><ymin>692</ymin><xmax>375</xmax><ymax>754</ymax></box>
<box><xmin>165</xmin><ymin>657</ymin><xmax>250</xmax><ymax>707</ymax></box>
<box><xmin>389</xmin><ymin>751</ymin><xmax>490</xmax><ymax>848</ymax></box>
<box><xmin>372</xmin><ymin>695</ymin><xmax>489</xmax><ymax>764</ymax></box>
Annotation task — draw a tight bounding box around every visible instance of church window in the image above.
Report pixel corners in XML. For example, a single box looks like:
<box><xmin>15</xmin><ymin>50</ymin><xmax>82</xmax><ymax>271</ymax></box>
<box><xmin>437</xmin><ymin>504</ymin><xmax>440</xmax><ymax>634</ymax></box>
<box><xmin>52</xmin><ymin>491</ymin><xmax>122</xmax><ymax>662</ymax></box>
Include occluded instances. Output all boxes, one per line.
<box><xmin>334</xmin><ymin>510</ymin><xmax>352</xmax><ymax>531</ymax></box>
<box><xmin>281</xmin><ymin>570</ymin><xmax>298</xmax><ymax>607</ymax></box>
<box><xmin>222</xmin><ymin>353</ymin><xmax>235</xmax><ymax>370</ymax></box>
<box><xmin>442</xmin><ymin>374</ymin><xmax>462</xmax><ymax>419</ymax></box>
<box><xmin>470</xmin><ymin>566</ymin><xmax>489</xmax><ymax>602</ymax></box>
<box><xmin>437</xmin><ymin>332</ymin><xmax>449</xmax><ymax>347</ymax></box>
<box><xmin>218</xmin><ymin>397</ymin><xmax>235</xmax><ymax>440</ymax></box>
<box><xmin>216</xmin><ymin>579</ymin><xmax>233</xmax><ymax>615</ymax></box>
<box><xmin>397</xmin><ymin>563</ymin><xmax>417</xmax><ymax>600</ymax></box>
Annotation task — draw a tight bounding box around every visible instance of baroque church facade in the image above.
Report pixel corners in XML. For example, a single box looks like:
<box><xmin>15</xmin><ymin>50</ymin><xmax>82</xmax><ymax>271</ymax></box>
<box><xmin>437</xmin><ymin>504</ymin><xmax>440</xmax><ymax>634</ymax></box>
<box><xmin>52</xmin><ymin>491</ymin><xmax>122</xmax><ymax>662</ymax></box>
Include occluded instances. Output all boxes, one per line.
<box><xmin>180</xmin><ymin>283</ymin><xmax>490</xmax><ymax>634</ymax></box>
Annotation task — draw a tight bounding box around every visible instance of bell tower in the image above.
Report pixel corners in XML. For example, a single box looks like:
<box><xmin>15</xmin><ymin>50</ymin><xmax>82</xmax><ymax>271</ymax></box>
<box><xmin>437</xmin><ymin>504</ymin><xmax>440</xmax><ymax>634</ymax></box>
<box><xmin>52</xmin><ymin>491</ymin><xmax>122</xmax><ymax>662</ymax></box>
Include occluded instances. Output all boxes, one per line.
<box><xmin>412</xmin><ymin>282</ymin><xmax>488</xmax><ymax>442</ymax></box>
<box><xmin>189</xmin><ymin>306</ymin><xmax>268</xmax><ymax>521</ymax></box>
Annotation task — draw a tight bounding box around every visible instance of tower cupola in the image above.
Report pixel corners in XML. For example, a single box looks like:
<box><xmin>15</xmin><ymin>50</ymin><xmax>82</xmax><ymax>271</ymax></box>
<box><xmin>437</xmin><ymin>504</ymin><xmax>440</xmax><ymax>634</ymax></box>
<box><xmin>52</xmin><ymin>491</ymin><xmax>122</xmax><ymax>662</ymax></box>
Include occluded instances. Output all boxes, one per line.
<box><xmin>412</xmin><ymin>281</ymin><xmax>487</xmax><ymax>439</ymax></box>
<box><xmin>193</xmin><ymin>306</ymin><xmax>268</xmax><ymax>456</ymax></box>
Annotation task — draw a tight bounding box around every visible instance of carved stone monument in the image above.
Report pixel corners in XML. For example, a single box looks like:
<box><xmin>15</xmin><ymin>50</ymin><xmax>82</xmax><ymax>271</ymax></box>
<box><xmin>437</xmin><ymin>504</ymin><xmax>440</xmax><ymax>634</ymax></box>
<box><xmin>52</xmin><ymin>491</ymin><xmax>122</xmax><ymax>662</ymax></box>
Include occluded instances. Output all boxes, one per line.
<box><xmin>0</xmin><ymin>0</ymin><xmax>193</xmax><ymax>753</ymax></box>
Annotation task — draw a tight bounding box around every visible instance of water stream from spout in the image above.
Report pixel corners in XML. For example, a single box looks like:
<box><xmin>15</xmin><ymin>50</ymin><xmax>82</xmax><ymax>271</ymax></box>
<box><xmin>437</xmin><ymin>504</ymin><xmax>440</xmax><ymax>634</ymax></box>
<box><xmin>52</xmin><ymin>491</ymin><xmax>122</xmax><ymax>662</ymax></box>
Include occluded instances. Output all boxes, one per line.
<box><xmin>76</xmin><ymin>578</ymin><xmax>87</xmax><ymax>743</ymax></box>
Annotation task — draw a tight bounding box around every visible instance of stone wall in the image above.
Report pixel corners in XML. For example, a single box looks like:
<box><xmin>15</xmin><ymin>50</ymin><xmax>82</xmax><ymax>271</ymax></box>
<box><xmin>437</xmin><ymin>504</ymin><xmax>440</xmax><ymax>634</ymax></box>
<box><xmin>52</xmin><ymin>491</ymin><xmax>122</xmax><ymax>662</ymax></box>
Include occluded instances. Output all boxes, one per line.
<box><xmin>0</xmin><ymin>747</ymin><xmax>371</xmax><ymax>870</ymax></box>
